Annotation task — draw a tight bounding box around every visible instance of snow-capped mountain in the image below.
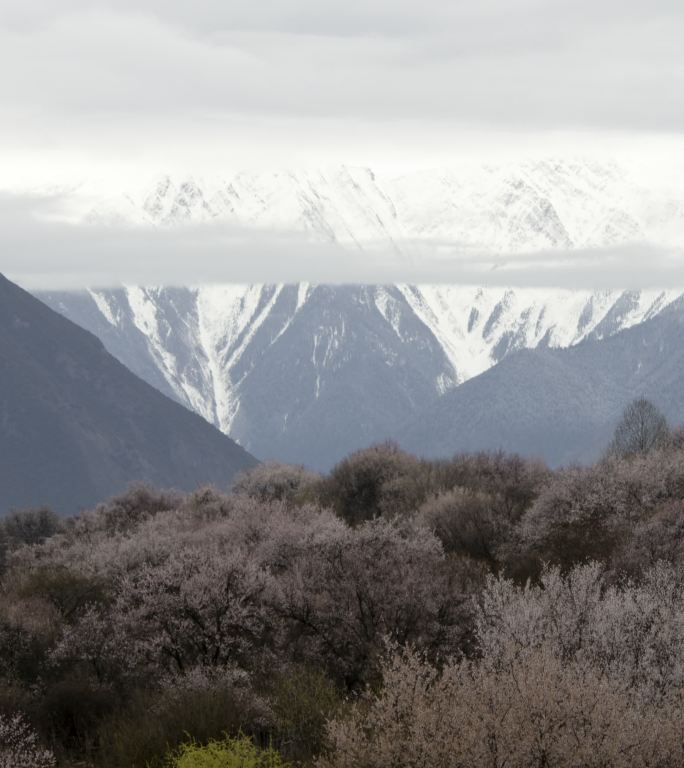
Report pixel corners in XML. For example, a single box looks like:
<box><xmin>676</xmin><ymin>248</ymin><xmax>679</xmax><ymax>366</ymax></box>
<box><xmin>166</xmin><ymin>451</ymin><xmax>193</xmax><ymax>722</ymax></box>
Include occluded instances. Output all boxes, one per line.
<box><xmin>39</xmin><ymin>283</ymin><xmax>681</xmax><ymax>468</ymax></box>
<box><xmin>69</xmin><ymin>158</ymin><xmax>684</xmax><ymax>252</ymax></box>
<box><xmin>399</xmin><ymin>297</ymin><xmax>684</xmax><ymax>467</ymax></box>
<box><xmin>36</xmin><ymin>159</ymin><xmax>684</xmax><ymax>467</ymax></box>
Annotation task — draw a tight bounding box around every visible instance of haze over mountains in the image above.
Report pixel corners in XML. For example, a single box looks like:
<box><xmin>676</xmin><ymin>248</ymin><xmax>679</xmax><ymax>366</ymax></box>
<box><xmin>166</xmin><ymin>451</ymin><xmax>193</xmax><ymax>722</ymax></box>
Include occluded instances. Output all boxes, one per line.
<box><xmin>33</xmin><ymin>159</ymin><xmax>684</xmax><ymax>470</ymax></box>
<box><xmin>0</xmin><ymin>275</ymin><xmax>256</xmax><ymax>515</ymax></box>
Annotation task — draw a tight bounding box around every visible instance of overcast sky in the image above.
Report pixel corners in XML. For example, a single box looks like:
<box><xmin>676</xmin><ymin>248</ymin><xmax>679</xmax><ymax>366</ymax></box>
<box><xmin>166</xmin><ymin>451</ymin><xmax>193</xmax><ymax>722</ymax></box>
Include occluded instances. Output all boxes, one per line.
<box><xmin>1</xmin><ymin>0</ymin><xmax>683</xmax><ymax>287</ymax></box>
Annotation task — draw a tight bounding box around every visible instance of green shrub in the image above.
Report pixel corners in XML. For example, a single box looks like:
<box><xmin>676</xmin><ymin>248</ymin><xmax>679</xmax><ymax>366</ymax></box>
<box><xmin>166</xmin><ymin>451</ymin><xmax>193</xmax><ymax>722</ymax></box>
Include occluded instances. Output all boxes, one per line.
<box><xmin>0</xmin><ymin>507</ymin><xmax>60</xmax><ymax>574</ymax></box>
<box><xmin>96</xmin><ymin>672</ymin><xmax>270</xmax><ymax>768</ymax></box>
<box><xmin>321</xmin><ymin>442</ymin><xmax>423</xmax><ymax>525</ymax></box>
<box><xmin>16</xmin><ymin>566</ymin><xmax>109</xmax><ymax>618</ymax></box>
<box><xmin>418</xmin><ymin>487</ymin><xmax>500</xmax><ymax>561</ymax></box>
<box><xmin>165</xmin><ymin>735</ymin><xmax>290</xmax><ymax>768</ymax></box>
<box><xmin>36</xmin><ymin>674</ymin><xmax>116</xmax><ymax>754</ymax></box>
<box><xmin>268</xmin><ymin>666</ymin><xmax>343</xmax><ymax>762</ymax></box>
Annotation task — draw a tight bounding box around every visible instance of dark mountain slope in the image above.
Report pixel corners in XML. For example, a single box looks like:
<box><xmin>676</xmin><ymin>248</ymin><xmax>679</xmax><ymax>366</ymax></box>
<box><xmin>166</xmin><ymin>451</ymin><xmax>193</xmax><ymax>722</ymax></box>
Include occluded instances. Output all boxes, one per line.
<box><xmin>39</xmin><ymin>285</ymin><xmax>457</xmax><ymax>470</ymax></box>
<box><xmin>226</xmin><ymin>285</ymin><xmax>454</xmax><ymax>468</ymax></box>
<box><xmin>0</xmin><ymin>275</ymin><xmax>256</xmax><ymax>514</ymax></box>
<box><xmin>398</xmin><ymin>299</ymin><xmax>684</xmax><ymax>466</ymax></box>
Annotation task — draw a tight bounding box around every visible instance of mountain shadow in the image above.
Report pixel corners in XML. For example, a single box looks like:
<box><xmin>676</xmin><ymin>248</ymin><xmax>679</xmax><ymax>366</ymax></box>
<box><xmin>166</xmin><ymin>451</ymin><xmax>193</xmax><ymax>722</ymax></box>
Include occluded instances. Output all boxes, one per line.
<box><xmin>0</xmin><ymin>275</ymin><xmax>256</xmax><ymax>515</ymax></box>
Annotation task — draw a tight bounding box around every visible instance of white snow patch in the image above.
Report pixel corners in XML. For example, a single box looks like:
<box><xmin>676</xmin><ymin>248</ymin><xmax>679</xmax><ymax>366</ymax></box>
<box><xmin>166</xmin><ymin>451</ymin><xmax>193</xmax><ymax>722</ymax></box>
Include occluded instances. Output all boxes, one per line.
<box><xmin>88</xmin><ymin>289</ymin><xmax>119</xmax><ymax>327</ymax></box>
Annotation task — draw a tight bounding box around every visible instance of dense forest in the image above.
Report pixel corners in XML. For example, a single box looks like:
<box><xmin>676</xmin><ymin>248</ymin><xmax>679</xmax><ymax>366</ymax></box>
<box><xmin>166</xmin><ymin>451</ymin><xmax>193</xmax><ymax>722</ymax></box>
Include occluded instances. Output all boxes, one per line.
<box><xmin>2</xmin><ymin>399</ymin><xmax>684</xmax><ymax>767</ymax></box>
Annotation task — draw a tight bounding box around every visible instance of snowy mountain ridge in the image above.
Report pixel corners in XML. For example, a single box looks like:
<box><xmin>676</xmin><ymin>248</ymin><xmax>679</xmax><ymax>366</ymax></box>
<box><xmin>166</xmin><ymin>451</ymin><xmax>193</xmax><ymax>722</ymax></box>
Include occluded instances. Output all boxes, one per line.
<box><xmin>37</xmin><ymin>158</ymin><xmax>684</xmax><ymax>466</ymax></box>
<box><xmin>41</xmin><ymin>283</ymin><xmax>682</xmax><ymax>467</ymax></box>
<box><xmin>72</xmin><ymin>158</ymin><xmax>684</xmax><ymax>253</ymax></box>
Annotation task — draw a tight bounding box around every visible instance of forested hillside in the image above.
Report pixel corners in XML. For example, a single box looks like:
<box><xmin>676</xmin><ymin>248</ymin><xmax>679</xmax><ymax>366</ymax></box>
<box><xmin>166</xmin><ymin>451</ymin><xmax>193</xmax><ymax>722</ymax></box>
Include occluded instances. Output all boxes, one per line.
<box><xmin>3</xmin><ymin>404</ymin><xmax>684</xmax><ymax>767</ymax></box>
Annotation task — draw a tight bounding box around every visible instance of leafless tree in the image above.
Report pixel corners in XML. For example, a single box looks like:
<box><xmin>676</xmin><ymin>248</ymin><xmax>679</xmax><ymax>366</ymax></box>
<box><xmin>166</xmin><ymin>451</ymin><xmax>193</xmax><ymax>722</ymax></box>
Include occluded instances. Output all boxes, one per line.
<box><xmin>607</xmin><ymin>397</ymin><xmax>669</xmax><ymax>458</ymax></box>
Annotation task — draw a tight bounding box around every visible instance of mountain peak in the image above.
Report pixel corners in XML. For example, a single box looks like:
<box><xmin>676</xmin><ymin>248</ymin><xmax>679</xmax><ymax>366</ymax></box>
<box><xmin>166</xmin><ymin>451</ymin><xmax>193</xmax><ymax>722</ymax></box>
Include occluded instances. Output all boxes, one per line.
<box><xmin>38</xmin><ymin>157</ymin><xmax>684</xmax><ymax>253</ymax></box>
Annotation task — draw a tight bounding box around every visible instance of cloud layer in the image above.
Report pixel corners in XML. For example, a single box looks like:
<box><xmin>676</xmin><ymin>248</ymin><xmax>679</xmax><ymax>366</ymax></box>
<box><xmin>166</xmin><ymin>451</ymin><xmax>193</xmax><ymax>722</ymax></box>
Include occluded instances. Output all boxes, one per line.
<box><xmin>1</xmin><ymin>2</ymin><xmax>682</xmax><ymax>288</ymax></box>
<box><xmin>3</xmin><ymin>193</ymin><xmax>683</xmax><ymax>291</ymax></box>
<box><xmin>1</xmin><ymin>1</ymin><xmax>683</xmax><ymax>145</ymax></box>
